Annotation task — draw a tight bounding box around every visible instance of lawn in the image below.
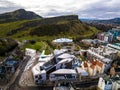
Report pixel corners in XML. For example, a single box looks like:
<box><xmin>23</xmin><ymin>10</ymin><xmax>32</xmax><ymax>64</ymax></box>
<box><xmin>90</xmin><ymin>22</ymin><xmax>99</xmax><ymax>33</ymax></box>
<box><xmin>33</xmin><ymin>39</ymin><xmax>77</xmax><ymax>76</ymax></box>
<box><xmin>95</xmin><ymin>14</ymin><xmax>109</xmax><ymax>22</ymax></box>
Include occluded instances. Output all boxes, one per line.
<box><xmin>23</xmin><ymin>41</ymin><xmax>46</xmax><ymax>51</ymax></box>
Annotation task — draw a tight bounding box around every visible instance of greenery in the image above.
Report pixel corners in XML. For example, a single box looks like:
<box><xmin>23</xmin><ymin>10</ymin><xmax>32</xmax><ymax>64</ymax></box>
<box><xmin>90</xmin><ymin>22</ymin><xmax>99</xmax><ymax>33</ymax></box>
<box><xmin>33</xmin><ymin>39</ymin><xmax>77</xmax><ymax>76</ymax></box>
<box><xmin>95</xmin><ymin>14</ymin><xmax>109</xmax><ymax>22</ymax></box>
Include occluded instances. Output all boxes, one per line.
<box><xmin>0</xmin><ymin>38</ymin><xmax>18</xmax><ymax>56</ymax></box>
<box><xmin>0</xmin><ymin>17</ymin><xmax>100</xmax><ymax>42</ymax></box>
<box><xmin>22</xmin><ymin>41</ymin><xmax>46</xmax><ymax>52</ymax></box>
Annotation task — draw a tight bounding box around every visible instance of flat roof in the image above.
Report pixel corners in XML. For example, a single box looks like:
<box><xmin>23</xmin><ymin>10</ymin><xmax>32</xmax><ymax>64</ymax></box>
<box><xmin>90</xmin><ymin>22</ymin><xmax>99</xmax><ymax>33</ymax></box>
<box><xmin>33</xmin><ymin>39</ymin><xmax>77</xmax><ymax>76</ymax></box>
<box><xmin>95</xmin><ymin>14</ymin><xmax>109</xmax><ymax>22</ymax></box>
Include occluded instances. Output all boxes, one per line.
<box><xmin>76</xmin><ymin>67</ymin><xmax>88</xmax><ymax>76</ymax></box>
<box><xmin>51</xmin><ymin>69</ymin><xmax>77</xmax><ymax>74</ymax></box>
<box><xmin>107</xmin><ymin>44</ymin><xmax>120</xmax><ymax>50</ymax></box>
<box><xmin>87</xmin><ymin>50</ymin><xmax>111</xmax><ymax>63</ymax></box>
<box><xmin>26</xmin><ymin>48</ymin><xmax>36</xmax><ymax>52</ymax></box>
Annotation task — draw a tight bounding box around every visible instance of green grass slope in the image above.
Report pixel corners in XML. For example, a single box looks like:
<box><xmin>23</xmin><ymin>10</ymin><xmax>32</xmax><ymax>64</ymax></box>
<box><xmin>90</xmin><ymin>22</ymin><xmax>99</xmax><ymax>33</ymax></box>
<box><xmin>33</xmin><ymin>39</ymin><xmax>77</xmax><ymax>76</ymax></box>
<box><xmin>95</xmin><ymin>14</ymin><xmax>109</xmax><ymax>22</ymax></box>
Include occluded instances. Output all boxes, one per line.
<box><xmin>0</xmin><ymin>18</ymin><xmax>100</xmax><ymax>41</ymax></box>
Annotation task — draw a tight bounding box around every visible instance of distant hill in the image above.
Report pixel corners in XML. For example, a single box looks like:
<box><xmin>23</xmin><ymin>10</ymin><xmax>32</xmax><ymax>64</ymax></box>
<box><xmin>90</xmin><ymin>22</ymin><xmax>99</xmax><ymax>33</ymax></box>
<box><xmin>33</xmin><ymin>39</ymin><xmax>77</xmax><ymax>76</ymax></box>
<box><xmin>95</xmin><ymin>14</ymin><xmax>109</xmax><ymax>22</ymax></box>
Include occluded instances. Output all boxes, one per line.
<box><xmin>81</xmin><ymin>17</ymin><xmax>120</xmax><ymax>25</ymax></box>
<box><xmin>0</xmin><ymin>9</ymin><xmax>42</xmax><ymax>23</ymax></box>
<box><xmin>101</xmin><ymin>18</ymin><xmax>120</xmax><ymax>25</ymax></box>
<box><xmin>80</xmin><ymin>18</ymin><xmax>119</xmax><ymax>31</ymax></box>
<box><xmin>0</xmin><ymin>15</ymin><xmax>99</xmax><ymax>41</ymax></box>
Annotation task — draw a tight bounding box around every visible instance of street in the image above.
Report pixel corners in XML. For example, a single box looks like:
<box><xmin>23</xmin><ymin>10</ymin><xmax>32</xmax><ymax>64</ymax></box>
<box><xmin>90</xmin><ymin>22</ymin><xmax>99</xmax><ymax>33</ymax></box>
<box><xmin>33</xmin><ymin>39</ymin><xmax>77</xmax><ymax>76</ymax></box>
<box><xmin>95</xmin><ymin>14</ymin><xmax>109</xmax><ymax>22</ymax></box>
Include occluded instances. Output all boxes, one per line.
<box><xmin>6</xmin><ymin>56</ymin><xmax>31</xmax><ymax>90</ymax></box>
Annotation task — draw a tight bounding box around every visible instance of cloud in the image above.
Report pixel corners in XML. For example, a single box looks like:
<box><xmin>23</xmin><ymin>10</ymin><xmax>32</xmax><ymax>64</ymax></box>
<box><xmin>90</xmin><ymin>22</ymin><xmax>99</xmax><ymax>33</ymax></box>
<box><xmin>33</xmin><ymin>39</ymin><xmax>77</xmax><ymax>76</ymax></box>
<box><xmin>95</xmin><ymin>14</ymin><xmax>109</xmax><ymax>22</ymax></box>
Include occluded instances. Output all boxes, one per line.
<box><xmin>0</xmin><ymin>0</ymin><xmax>23</xmax><ymax>14</ymax></box>
<box><xmin>1</xmin><ymin>0</ymin><xmax>120</xmax><ymax>19</ymax></box>
<box><xmin>78</xmin><ymin>0</ymin><xmax>120</xmax><ymax>19</ymax></box>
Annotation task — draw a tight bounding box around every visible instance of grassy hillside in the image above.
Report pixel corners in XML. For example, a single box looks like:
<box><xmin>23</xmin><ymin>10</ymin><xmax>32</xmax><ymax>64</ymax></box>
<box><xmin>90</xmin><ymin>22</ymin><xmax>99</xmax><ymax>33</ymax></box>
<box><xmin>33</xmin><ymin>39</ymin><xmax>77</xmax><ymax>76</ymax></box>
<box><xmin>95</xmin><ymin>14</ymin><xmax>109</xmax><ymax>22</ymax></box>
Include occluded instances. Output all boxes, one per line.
<box><xmin>0</xmin><ymin>18</ymin><xmax>100</xmax><ymax>41</ymax></box>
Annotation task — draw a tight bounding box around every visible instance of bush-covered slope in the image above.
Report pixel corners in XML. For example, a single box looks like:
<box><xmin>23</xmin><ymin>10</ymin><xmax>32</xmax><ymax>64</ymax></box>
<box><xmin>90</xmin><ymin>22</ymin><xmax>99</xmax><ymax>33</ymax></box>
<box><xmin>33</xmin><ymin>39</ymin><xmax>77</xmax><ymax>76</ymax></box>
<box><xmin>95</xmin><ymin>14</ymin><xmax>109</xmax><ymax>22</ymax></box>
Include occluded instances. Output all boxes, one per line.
<box><xmin>0</xmin><ymin>15</ymin><xmax>99</xmax><ymax>41</ymax></box>
<box><xmin>0</xmin><ymin>38</ymin><xmax>18</xmax><ymax>56</ymax></box>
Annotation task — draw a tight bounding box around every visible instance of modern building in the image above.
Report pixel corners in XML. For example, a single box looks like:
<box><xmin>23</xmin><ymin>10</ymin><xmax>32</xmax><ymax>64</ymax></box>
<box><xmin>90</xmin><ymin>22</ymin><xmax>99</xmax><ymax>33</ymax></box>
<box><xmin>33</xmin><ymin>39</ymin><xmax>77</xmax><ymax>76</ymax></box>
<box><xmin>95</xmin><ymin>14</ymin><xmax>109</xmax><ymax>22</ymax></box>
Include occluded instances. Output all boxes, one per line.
<box><xmin>50</xmin><ymin>69</ymin><xmax>77</xmax><ymax>81</ymax></box>
<box><xmin>56</xmin><ymin>53</ymin><xmax>75</xmax><ymax>63</ymax></box>
<box><xmin>32</xmin><ymin>62</ymin><xmax>46</xmax><ymax>84</ymax></box>
<box><xmin>108</xmin><ymin>27</ymin><xmax>120</xmax><ymax>39</ymax></box>
<box><xmin>52</xmin><ymin>38</ymin><xmax>73</xmax><ymax>44</ymax></box>
<box><xmin>39</xmin><ymin>50</ymin><xmax>54</xmax><ymax>62</ymax></box>
<box><xmin>107</xmin><ymin>43</ymin><xmax>120</xmax><ymax>51</ymax></box>
<box><xmin>97</xmin><ymin>32</ymin><xmax>113</xmax><ymax>42</ymax></box>
<box><xmin>56</xmin><ymin>58</ymin><xmax>73</xmax><ymax>70</ymax></box>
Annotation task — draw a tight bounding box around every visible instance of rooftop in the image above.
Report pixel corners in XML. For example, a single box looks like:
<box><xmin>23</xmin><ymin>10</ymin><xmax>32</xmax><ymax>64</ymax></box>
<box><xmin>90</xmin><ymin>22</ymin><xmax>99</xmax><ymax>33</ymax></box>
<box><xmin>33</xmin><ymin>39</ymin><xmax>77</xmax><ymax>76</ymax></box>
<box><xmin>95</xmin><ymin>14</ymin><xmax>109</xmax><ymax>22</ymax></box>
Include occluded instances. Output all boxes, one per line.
<box><xmin>76</xmin><ymin>67</ymin><xmax>88</xmax><ymax>76</ymax></box>
<box><xmin>39</xmin><ymin>50</ymin><xmax>53</xmax><ymax>62</ymax></box>
<box><xmin>57</xmin><ymin>53</ymin><xmax>75</xmax><ymax>59</ymax></box>
<box><xmin>58</xmin><ymin>58</ymin><xmax>73</xmax><ymax>64</ymax></box>
<box><xmin>53</xmin><ymin>38</ymin><xmax>73</xmax><ymax>43</ymax></box>
<box><xmin>6</xmin><ymin>60</ymin><xmax>18</xmax><ymax>66</ymax></box>
<box><xmin>51</xmin><ymin>69</ymin><xmax>77</xmax><ymax>74</ymax></box>
<box><xmin>32</xmin><ymin>62</ymin><xmax>46</xmax><ymax>75</ymax></box>
<box><xmin>54</xmin><ymin>49</ymin><xmax>68</xmax><ymax>56</ymax></box>
<box><xmin>26</xmin><ymin>48</ymin><xmax>36</xmax><ymax>53</ymax></box>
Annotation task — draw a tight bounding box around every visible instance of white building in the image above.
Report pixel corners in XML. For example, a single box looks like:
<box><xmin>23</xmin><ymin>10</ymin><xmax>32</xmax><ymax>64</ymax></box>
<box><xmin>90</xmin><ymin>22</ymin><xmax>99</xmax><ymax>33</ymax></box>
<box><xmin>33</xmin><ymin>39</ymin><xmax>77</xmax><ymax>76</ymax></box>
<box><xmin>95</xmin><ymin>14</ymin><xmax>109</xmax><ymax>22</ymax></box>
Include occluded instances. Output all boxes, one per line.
<box><xmin>98</xmin><ymin>75</ymin><xmax>120</xmax><ymax>90</ymax></box>
<box><xmin>54</xmin><ymin>49</ymin><xmax>68</xmax><ymax>57</ymax></box>
<box><xmin>25</xmin><ymin>48</ymin><xmax>36</xmax><ymax>57</ymax></box>
<box><xmin>32</xmin><ymin>62</ymin><xmax>46</xmax><ymax>84</ymax></box>
<box><xmin>39</xmin><ymin>50</ymin><xmax>54</xmax><ymax>62</ymax></box>
<box><xmin>87</xmin><ymin>46</ymin><xmax>117</xmax><ymax>61</ymax></box>
<box><xmin>76</xmin><ymin>67</ymin><xmax>89</xmax><ymax>80</ymax></box>
<box><xmin>56</xmin><ymin>58</ymin><xmax>73</xmax><ymax>70</ymax></box>
<box><xmin>52</xmin><ymin>38</ymin><xmax>73</xmax><ymax>44</ymax></box>
<box><xmin>55</xmin><ymin>53</ymin><xmax>75</xmax><ymax>63</ymax></box>
<box><xmin>50</xmin><ymin>69</ymin><xmax>77</xmax><ymax>81</ymax></box>
<box><xmin>98</xmin><ymin>77</ymin><xmax>112</xmax><ymax>90</ymax></box>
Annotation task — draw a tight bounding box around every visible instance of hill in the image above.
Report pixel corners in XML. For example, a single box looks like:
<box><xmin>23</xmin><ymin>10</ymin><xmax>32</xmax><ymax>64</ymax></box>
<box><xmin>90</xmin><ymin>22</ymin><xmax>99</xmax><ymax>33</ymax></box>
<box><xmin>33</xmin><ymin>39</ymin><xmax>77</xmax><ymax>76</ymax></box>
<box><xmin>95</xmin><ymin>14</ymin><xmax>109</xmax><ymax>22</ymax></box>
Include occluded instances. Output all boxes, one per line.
<box><xmin>81</xmin><ymin>18</ymin><xmax>120</xmax><ymax>25</ymax></box>
<box><xmin>0</xmin><ymin>15</ymin><xmax>100</xmax><ymax>41</ymax></box>
<box><xmin>0</xmin><ymin>9</ymin><xmax>42</xmax><ymax>23</ymax></box>
<box><xmin>80</xmin><ymin>18</ymin><xmax>117</xmax><ymax>31</ymax></box>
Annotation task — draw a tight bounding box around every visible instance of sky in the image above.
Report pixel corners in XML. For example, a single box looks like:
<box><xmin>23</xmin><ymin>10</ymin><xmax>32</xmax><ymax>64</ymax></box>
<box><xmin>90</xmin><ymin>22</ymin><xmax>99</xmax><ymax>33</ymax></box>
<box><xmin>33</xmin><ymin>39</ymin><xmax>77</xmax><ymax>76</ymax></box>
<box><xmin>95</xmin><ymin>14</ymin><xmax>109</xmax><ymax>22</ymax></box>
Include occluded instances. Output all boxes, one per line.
<box><xmin>0</xmin><ymin>0</ymin><xmax>120</xmax><ymax>19</ymax></box>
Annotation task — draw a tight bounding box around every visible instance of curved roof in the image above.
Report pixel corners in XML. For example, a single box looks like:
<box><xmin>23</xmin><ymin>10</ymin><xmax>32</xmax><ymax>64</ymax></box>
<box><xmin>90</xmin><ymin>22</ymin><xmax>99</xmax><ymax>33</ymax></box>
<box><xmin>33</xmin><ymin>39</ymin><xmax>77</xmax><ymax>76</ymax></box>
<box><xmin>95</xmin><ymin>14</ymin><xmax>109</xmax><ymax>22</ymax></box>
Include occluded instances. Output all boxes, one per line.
<box><xmin>53</xmin><ymin>38</ymin><xmax>73</xmax><ymax>43</ymax></box>
<box><xmin>32</xmin><ymin>62</ymin><xmax>46</xmax><ymax>76</ymax></box>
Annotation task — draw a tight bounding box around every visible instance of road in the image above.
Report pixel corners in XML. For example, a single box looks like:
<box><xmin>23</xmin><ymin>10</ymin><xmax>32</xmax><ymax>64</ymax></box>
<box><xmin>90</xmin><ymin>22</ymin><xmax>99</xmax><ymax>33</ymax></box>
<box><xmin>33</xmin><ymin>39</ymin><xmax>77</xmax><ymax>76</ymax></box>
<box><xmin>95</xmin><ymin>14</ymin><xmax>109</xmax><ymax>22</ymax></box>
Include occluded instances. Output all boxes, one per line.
<box><xmin>6</xmin><ymin>55</ymin><xmax>53</xmax><ymax>90</ymax></box>
<box><xmin>6</xmin><ymin>56</ymin><xmax>31</xmax><ymax>90</ymax></box>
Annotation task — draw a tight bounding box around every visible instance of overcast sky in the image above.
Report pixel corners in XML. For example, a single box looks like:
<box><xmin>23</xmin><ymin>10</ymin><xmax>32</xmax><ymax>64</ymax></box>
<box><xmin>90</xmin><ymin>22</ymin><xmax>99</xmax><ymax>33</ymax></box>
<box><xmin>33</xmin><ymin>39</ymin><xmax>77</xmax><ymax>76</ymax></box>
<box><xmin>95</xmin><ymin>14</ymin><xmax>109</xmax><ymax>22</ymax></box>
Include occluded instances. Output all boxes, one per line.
<box><xmin>0</xmin><ymin>0</ymin><xmax>120</xmax><ymax>19</ymax></box>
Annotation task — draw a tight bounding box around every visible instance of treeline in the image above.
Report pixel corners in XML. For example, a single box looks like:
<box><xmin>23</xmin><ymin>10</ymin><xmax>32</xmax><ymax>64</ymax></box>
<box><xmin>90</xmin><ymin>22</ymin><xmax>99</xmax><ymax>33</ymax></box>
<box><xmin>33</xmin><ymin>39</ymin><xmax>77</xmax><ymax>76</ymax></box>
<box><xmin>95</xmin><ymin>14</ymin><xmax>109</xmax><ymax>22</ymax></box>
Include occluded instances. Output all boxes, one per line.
<box><xmin>0</xmin><ymin>38</ymin><xmax>18</xmax><ymax>56</ymax></box>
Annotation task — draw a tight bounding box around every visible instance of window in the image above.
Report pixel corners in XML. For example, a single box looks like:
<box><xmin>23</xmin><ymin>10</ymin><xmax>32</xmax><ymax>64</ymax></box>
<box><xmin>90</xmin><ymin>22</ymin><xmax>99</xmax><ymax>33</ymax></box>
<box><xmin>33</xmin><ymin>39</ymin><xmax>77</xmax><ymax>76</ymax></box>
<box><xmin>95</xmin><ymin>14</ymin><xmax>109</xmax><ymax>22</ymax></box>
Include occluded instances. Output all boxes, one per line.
<box><xmin>35</xmin><ymin>75</ymin><xmax>38</xmax><ymax>78</ymax></box>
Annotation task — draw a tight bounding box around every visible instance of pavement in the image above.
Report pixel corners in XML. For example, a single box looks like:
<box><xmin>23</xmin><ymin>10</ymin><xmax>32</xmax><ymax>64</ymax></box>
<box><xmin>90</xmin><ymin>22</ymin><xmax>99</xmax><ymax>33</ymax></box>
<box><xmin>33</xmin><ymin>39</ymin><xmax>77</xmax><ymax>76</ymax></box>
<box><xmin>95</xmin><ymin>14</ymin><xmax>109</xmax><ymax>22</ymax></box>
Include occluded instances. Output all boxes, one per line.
<box><xmin>19</xmin><ymin>54</ymin><xmax>39</xmax><ymax>87</ymax></box>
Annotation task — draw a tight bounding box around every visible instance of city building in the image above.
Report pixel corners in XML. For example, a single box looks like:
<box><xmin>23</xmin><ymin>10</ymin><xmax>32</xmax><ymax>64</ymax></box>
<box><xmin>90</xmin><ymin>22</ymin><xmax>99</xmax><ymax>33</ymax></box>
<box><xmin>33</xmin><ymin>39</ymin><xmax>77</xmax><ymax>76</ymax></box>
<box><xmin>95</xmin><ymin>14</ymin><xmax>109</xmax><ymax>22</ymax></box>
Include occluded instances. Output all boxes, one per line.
<box><xmin>81</xmin><ymin>60</ymin><xmax>105</xmax><ymax>76</ymax></box>
<box><xmin>39</xmin><ymin>50</ymin><xmax>54</xmax><ymax>62</ymax></box>
<box><xmin>97</xmin><ymin>32</ymin><xmax>113</xmax><ymax>42</ymax></box>
<box><xmin>32</xmin><ymin>62</ymin><xmax>46</xmax><ymax>84</ymax></box>
<box><xmin>98</xmin><ymin>75</ymin><xmax>120</xmax><ymax>90</ymax></box>
<box><xmin>76</xmin><ymin>67</ymin><xmax>89</xmax><ymax>81</ymax></box>
<box><xmin>98</xmin><ymin>77</ymin><xmax>113</xmax><ymax>90</ymax></box>
<box><xmin>108</xmin><ymin>27</ymin><xmax>120</xmax><ymax>39</ymax></box>
<box><xmin>56</xmin><ymin>53</ymin><xmax>75</xmax><ymax>62</ymax></box>
<box><xmin>4</xmin><ymin>59</ymin><xmax>18</xmax><ymax>73</ymax></box>
<box><xmin>50</xmin><ymin>69</ymin><xmax>77</xmax><ymax>81</ymax></box>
